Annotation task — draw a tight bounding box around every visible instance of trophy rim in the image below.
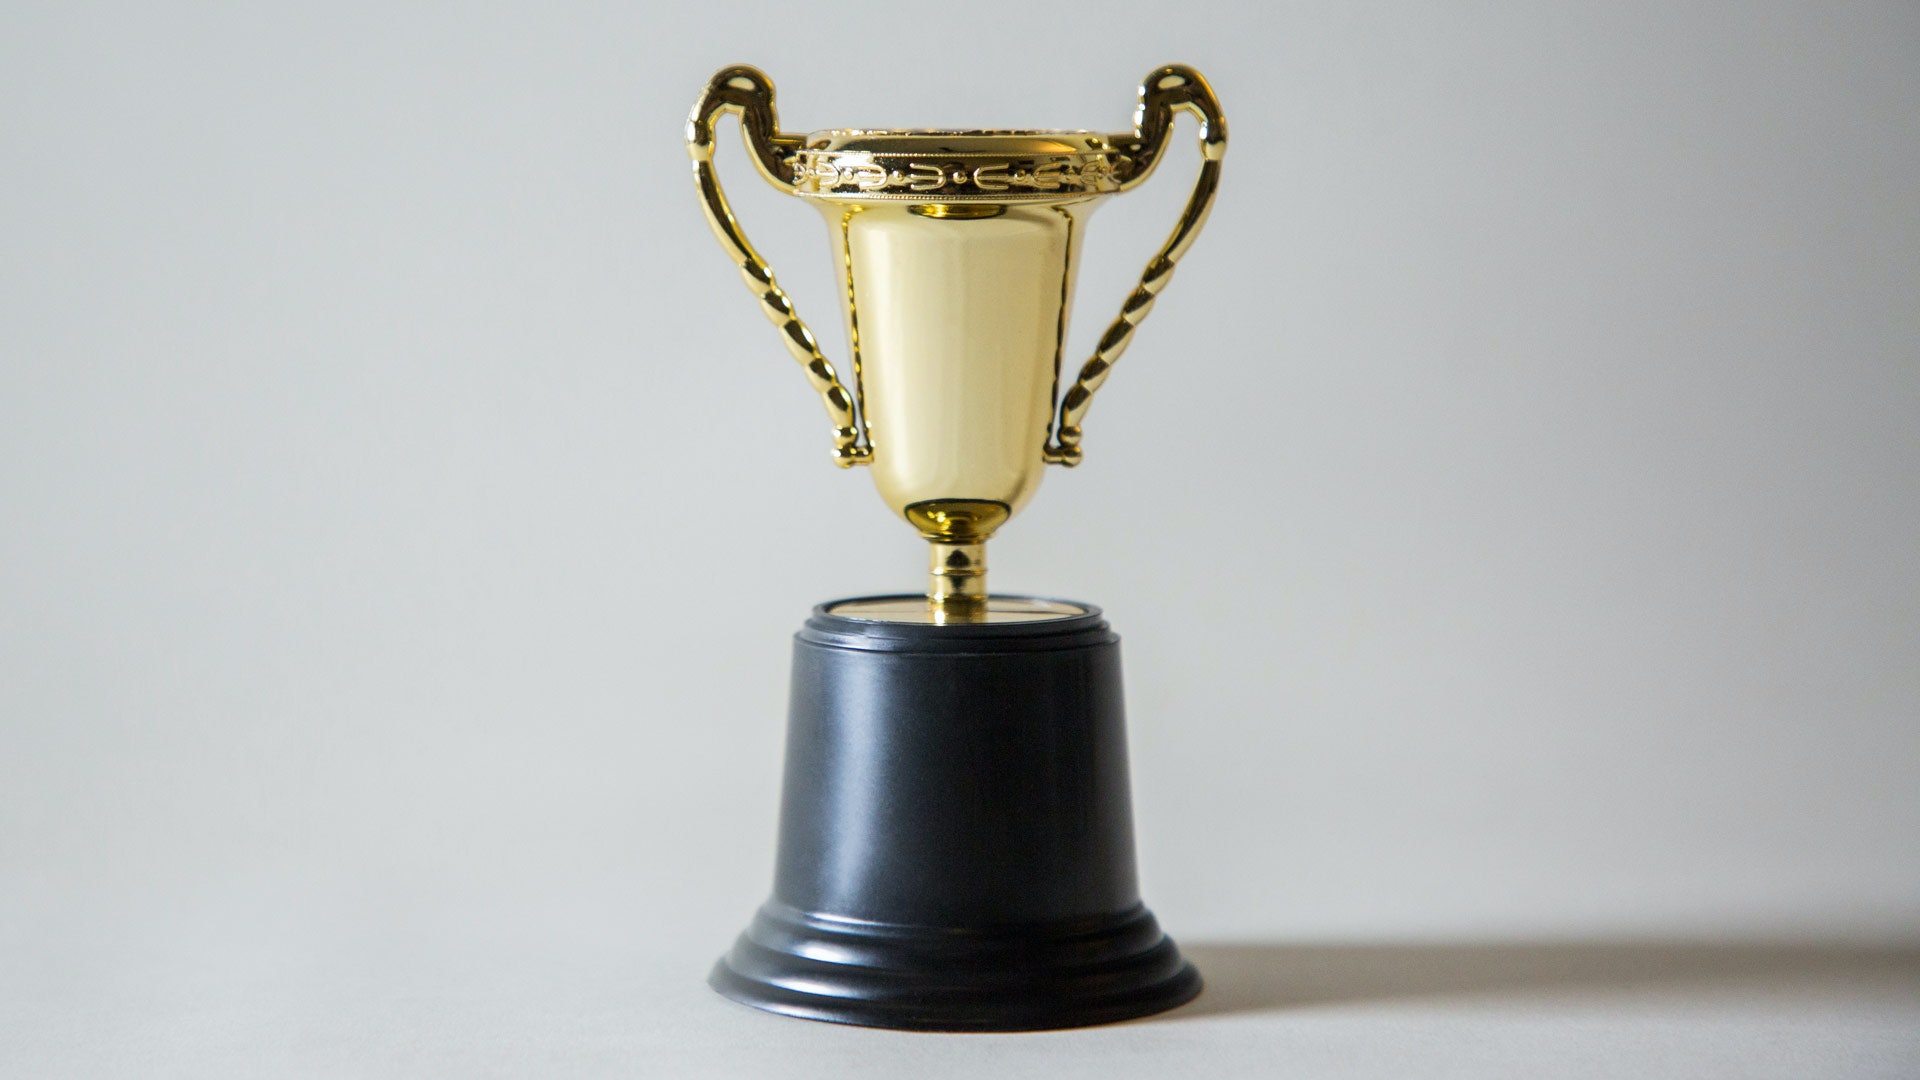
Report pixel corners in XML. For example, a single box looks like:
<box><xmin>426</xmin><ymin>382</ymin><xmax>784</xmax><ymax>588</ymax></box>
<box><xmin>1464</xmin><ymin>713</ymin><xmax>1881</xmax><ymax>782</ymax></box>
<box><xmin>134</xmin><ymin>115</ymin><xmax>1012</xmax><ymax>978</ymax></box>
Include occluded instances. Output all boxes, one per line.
<box><xmin>787</xmin><ymin>131</ymin><xmax>1130</xmax><ymax>201</ymax></box>
<box><xmin>801</xmin><ymin>127</ymin><xmax>1114</xmax><ymax>148</ymax></box>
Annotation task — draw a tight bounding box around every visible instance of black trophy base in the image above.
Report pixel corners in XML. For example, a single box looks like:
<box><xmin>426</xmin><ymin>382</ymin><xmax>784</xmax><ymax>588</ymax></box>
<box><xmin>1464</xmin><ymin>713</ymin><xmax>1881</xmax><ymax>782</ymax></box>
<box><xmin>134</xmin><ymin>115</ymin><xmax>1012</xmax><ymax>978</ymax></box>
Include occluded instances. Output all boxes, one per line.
<box><xmin>709</xmin><ymin>596</ymin><xmax>1200</xmax><ymax>1031</ymax></box>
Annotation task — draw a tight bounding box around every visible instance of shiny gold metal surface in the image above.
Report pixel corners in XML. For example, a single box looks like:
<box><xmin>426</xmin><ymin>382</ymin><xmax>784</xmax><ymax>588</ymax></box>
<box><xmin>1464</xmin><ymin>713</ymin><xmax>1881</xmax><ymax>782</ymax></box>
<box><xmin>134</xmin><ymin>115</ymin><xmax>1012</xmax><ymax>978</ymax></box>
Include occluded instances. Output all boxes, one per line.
<box><xmin>686</xmin><ymin>65</ymin><xmax>1226</xmax><ymax>618</ymax></box>
<box><xmin>906</xmin><ymin>498</ymin><xmax>1006</xmax><ymax>620</ymax></box>
<box><xmin>833</xmin><ymin>202</ymin><xmax>1087</xmax><ymax>528</ymax></box>
<box><xmin>788</xmin><ymin>131</ymin><xmax>1128</xmax><ymax>202</ymax></box>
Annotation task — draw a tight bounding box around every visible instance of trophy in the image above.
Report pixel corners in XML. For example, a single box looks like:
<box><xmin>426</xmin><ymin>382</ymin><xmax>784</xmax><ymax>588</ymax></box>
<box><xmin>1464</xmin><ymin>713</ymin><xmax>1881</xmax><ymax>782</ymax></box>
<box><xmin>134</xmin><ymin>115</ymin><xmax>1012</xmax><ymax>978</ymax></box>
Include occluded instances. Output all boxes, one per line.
<box><xmin>687</xmin><ymin>63</ymin><xmax>1226</xmax><ymax>1030</ymax></box>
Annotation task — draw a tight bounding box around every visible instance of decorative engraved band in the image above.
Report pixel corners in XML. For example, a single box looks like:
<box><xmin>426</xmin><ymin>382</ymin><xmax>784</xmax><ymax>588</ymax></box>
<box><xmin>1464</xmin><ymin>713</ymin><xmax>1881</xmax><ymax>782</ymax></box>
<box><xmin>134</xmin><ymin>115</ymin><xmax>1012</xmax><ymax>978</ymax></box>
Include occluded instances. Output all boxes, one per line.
<box><xmin>788</xmin><ymin>151</ymin><xmax>1128</xmax><ymax>200</ymax></box>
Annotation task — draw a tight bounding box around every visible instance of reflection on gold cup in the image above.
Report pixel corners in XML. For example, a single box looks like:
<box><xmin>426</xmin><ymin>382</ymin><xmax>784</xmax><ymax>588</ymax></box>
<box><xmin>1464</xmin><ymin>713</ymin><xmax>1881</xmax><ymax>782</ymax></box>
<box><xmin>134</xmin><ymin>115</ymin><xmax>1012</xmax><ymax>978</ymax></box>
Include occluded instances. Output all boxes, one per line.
<box><xmin>688</xmin><ymin>65</ymin><xmax>1225</xmax><ymax>618</ymax></box>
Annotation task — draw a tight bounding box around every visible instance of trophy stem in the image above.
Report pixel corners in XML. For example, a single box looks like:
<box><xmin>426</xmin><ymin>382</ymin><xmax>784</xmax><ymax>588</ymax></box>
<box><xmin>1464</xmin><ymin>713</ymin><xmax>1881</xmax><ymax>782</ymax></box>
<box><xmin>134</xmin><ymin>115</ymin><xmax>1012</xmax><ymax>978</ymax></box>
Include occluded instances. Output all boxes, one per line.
<box><xmin>905</xmin><ymin>499</ymin><xmax>1009</xmax><ymax>622</ymax></box>
<box><xmin>928</xmin><ymin>539</ymin><xmax>988</xmax><ymax>621</ymax></box>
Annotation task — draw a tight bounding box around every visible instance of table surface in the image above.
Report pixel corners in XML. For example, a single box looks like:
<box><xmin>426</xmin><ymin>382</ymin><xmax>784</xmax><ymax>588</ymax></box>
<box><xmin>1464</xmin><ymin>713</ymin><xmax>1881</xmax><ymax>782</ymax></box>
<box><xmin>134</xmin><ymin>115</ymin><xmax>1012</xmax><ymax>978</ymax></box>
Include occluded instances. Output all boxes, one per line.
<box><xmin>7</xmin><ymin>897</ymin><xmax>1917</xmax><ymax>1080</ymax></box>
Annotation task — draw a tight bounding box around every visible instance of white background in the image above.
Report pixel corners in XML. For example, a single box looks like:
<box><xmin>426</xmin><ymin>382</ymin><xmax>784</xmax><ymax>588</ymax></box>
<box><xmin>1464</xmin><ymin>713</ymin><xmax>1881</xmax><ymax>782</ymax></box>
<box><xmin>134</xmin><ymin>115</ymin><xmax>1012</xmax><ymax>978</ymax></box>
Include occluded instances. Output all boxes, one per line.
<box><xmin>3</xmin><ymin>2</ymin><xmax>1917</xmax><ymax>1075</ymax></box>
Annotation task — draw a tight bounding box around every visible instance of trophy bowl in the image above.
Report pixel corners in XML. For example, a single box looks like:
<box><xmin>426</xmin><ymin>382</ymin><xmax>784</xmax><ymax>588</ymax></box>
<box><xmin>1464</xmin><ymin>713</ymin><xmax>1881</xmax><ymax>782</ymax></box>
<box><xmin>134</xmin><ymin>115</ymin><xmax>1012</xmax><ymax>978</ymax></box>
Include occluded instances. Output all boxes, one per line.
<box><xmin>687</xmin><ymin>63</ymin><xmax>1225</xmax><ymax>1029</ymax></box>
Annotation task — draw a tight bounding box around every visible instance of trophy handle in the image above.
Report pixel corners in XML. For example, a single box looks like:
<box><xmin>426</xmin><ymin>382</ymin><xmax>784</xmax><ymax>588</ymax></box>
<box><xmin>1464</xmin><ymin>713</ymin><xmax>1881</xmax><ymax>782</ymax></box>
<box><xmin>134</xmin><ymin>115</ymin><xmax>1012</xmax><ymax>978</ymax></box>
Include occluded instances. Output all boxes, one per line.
<box><xmin>687</xmin><ymin>66</ymin><xmax>869</xmax><ymax>466</ymax></box>
<box><xmin>1045</xmin><ymin>65</ymin><xmax>1227</xmax><ymax>467</ymax></box>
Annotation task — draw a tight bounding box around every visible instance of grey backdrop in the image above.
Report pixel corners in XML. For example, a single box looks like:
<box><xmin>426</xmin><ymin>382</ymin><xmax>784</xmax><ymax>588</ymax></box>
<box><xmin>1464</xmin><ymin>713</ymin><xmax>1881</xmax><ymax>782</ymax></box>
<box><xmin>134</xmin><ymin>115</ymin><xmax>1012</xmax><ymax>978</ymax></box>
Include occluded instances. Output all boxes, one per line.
<box><xmin>3</xmin><ymin>2</ymin><xmax>1917</xmax><ymax>1076</ymax></box>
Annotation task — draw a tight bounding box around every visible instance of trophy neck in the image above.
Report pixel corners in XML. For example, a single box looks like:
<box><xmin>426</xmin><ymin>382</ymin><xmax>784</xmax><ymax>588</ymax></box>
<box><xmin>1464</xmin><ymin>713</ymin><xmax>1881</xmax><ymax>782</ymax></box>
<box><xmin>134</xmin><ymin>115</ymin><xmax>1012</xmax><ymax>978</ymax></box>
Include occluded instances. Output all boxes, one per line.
<box><xmin>904</xmin><ymin>499</ymin><xmax>1007</xmax><ymax>619</ymax></box>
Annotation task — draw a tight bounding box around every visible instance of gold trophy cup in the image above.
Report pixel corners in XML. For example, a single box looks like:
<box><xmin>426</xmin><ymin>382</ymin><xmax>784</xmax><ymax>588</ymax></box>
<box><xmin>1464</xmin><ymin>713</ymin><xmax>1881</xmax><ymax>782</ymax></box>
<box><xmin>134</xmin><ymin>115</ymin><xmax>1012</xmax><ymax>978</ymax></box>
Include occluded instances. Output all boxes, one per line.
<box><xmin>689</xmin><ymin>63</ymin><xmax>1224</xmax><ymax>619</ymax></box>
<box><xmin>689</xmin><ymin>64</ymin><xmax>1225</xmax><ymax>1030</ymax></box>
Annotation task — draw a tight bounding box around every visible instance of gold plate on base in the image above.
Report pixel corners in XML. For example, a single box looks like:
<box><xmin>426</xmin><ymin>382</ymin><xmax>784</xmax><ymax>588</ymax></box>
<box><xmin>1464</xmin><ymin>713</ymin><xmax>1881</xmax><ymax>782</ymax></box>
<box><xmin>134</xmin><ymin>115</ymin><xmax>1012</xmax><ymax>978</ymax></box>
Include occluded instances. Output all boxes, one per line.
<box><xmin>827</xmin><ymin>596</ymin><xmax>1088</xmax><ymax>625</ymax></box>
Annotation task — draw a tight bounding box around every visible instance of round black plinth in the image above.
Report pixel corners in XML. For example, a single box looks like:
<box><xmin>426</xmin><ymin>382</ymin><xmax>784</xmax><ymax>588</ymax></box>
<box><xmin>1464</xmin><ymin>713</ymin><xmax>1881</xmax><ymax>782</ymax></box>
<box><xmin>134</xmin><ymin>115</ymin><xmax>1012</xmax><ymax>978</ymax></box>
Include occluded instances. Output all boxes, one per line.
<box><xmin>710</xmin><ymin>597</ymin><xmax>1200</xmax><ymax>1031</ymax></box>
<box><xmin>710</xmin><ymin>902</ymin><xmax>1200</xmax><ymax>1032</ymax></box>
